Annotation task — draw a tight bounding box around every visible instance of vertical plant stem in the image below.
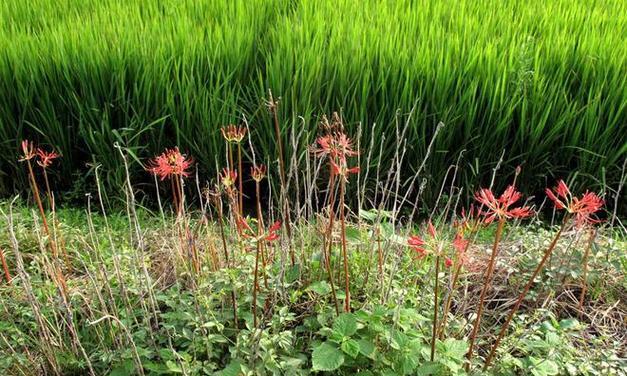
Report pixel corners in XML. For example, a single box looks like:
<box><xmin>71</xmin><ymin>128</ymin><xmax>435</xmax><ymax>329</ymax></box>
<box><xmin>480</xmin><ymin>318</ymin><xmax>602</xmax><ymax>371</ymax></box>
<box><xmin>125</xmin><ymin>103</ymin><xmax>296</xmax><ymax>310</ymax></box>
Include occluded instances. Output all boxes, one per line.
<box><xmin>238</xmin><ymin>143</ymin><xmax>244</xmax><ymax>217</ymax></box>
<box><xmin>377</xmin><ymin>226</ymin><xmax>383</xmax><ymax>290</ymax></box>
<box><xmin>431</xmin><ymin>254</ymin><xmax>441</xmax><ymax>361</ymax></box>
<box><xmin>339</xmin><ymin>177</ymin><xmax>350</xmax><ymax>312</ymax></box>
<box><xmin>252</xmin><ymin>236</ymin><xmax>261</xmax><ymax>328</ymax></box>
<box><xmin>465</xmin><ymin>218</ymin><xmax>505</xmax><ymax>371</ymax></box>
<box><xmin>483</xmin><ymin>218</ymin><xmax>569</xmax><ymax>370</ymax></box>
<box><xmin>0</xmin><ymin>247</ymin><xmax>11</xmax><ymax>284</ymax></box>
<box><xmin>323</xmin><ymin>171</ymin><xmax>340</xmax><ymax>316</ymax></box>
<box><xmin>216</xmin><ymin>197</ymin><xmax>238</xmax><ymax>329</ymax></box>
<box><xmin>438</xmin><ymin>230</ymin><xmax>476</xmax><ymax>339</ymax></box>
<box><xmin>269</xmin><ymin>93</ymin><xmax>294</xmax><ymax>265</ymax></box>
<box><xmin>578</xmin><ymin>227</ymin><xmax>596</xmax><ymax>316</ymax></box>
<box><xmin>255</xmin><ymin>179</ymin><xmax>269</xmax><ymax>289</ymax></box>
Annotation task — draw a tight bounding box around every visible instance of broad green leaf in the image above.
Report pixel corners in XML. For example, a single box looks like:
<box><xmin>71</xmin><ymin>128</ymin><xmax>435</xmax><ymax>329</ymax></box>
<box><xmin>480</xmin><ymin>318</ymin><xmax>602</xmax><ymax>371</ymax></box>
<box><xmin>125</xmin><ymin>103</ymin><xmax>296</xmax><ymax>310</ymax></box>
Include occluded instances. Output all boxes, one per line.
<box><xmin>333</xmin><ymin>313</ymin><xmax>357</xmax><ymax>337</ymax></box>
<box><xmin>357</xmin><ymin>339</ymin><xmax>375</xmax><ymax>357</ymax></box>
<box><xmin>307</xmin><ymin>281</ymin><xmax>331</xmax><ymax>295</ymax></box>
<box><xmin>341</xmin><ymin>338</ymin><xmax>361</xmax><ymax>358</ymax></box>
<box><xmin>312</xmin><ymin>342</ymin><xmax>344</xmax><ymax>371</ymax></box>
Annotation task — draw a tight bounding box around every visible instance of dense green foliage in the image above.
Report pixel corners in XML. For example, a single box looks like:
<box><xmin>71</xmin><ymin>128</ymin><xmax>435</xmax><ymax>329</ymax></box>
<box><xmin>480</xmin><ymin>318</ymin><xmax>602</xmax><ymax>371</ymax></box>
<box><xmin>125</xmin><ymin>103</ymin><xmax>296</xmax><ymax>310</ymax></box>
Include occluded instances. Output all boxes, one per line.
<box><xmin>1</xmin><ymin>0</ymin><xmax>626</xmax><ymax>207</ymax></box>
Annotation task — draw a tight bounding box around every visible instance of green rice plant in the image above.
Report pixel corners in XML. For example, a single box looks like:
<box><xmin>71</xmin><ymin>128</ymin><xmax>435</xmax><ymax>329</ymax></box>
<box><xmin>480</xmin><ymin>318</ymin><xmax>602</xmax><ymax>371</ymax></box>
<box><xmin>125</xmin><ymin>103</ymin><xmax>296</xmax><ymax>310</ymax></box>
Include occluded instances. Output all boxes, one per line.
<box><xmin>0</xmin><ymin>0</ymin><xmax>625</xmax><ymax>213</ymax></box>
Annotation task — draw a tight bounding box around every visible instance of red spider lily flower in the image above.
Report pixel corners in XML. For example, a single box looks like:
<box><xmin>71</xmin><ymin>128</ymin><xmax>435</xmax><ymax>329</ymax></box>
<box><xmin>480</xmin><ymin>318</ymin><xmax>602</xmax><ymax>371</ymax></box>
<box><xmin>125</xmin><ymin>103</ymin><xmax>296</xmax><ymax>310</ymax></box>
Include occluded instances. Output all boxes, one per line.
<box><xmin>314</xmin><ymin>132</ymin><xmax>358</xmax><ymax>162</ymax></box>
<box><xmin>19</xmin><ymin>140</ymin><xmax>37</xmax><ymax>161</ymax></box>
<box><xmin>408</xmin><ymin>235</ymin><xmax>427</xmax><ymax>257</ymax></box>
<box><xmin>265</xmin><ymin>221</ymin><xmax>281</xmax><ymax>242</ymax></box>
<box><xmin>427</xmin><ymin>221</ymin><xmax>437</xmax><ymax>239</ymax></box>
<box><xmin>445</xmin><ymin>257</ymin><xmax>453</xmax><ymax>268</ymax></box>
<box><xmin>36</xmin><ymin>148</ymin><xmax>60</xmax><ymax>168</ymax></box>
<box><xmin>330</xmin><ymin>159</ymin><xmax>360</xmax><ymax>178</ymax></box>
<box><xmin>474</xmin><ymin>185</ymin><xmax>533</xmax><ymax>223</ymax></box>
<box><xmin>546</xmin><ymin>180</ymin><xmax>604</xmax><ymax>227</ymax></box>
<box><xmin>220</xmin><ymin>168</ymin><xmax>238</xmax><ymax>187</ymax></box>
<box><xmin>454</xmin><ymin>204</ymin><xmax>480</xmax><ymax>234</ymax></box>
<box><xmin>220</xmin><ymin>124</ymin><xmax>247</xmax><ymax>143</ymax></box>
<box><xmin>452</xmin><ymin>233</ymin><xmax>469</xmax><ymax>254</ymax></box>
<box><xmin>237</xmin><ymin>216</ymin><xmax>253</xmax><ymax>235</ymax></box>
<box><xmin>251</xmin><ymin>165</ymin><xmax>267</xmax><ymax>182</ymax></box>
<box><xmin>148</xmin><ymin>147</ymin><xmax>193</xmax><ymax>180</ymax></box>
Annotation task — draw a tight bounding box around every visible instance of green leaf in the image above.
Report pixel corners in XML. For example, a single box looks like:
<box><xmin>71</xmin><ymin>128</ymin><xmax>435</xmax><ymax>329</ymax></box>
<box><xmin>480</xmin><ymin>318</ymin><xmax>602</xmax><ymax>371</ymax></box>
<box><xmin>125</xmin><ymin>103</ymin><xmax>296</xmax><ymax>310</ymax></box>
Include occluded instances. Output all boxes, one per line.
<box><xmin>218</xmin><ymin>360</ymin><xmax>243</xmax><ymax>376</ymax></box>
<box><xmin>307</xmin><ymin>281</ymin><xmax>331</xmax><ymax>295</ymax></box>
<box><xmin>312</xmin><ymin>342</ymin><xmax>345</xmax><ymax>371</ymax></box>
<box><xmin>333</xmin><ymin>313</ymin><xmax>357</xmax><ymax>337</ymax></box>
<box><xmin>416</xmin><ymin>362</ymin><xmax>442</xmax><ymax>376</ymax></box>
<box><xmin>165</xmin><ymin>360</ymin><xmax>183</xmax><ymax>373</ymax></box>
<box><xmin>443</xmin><ymin>338</ymin><xmax>467</xmax><ymax>360</ymax></box>
<box><xmin>341</xmin><ymin>338</ymin><xmax>361</xmax><ymax>358</ymax></box>
<box><xmin>357</xmin><ymin>339</ymin><xmax>375</xmax><ymax>357</ymax></box>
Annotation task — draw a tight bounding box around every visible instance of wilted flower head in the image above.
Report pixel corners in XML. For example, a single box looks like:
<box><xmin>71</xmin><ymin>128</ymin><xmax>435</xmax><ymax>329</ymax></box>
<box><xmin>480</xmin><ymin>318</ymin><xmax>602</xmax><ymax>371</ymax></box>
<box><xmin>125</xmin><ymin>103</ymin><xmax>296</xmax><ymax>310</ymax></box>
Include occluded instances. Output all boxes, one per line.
<box><xmin>330</xmin><ymin>159</ymin><xmax>360</xmax><ymax>179</ymax></box>
<box><xmin>238</xmin><ymin>217</ymin><xmax>281</xmax><ymax>243</ymax></box>
<box><xmin>220</xmin><ymin>168</ymin><xmax>238</xmax><ymax>187</ymax></box>
<box><xmin>148</xmin><ymin>147</ymin><xmax>193</xmax><ymax>180</ymax></box>
<box><xmin>36</xmin><ymin>148</ymin><xmax>60</xmax><ymax>168</ymax></box>
<box><xmin>452</xmin><ymin>233</ymin><xmax>469</xmax><ymax>254</ymax></box>
<box><xmin>221</xmin><ymin>124</ymin><xmax>247</xmax><ymax>143</ymax></box>
<box><xmin>19</xmin><ymin>140</ymin><xmax>37</xmax><ymax>161</ymax></box>
<box><xmin>454</xmin><ymin>204</ymin><xmax>480</xmax><ymax>234</ymax></box>
<box><xmin>545</xmin><ymin>180</ymin><xmax>604</xmax><ymax>227</ymax></box>
<box><xmin>251</xmin><ymin>164</ymin><xmax>267</xmax><ymax>182</ymax></box>
<box><xmin>474</xmin><ymin>185</ymin><xmax>533</xmax><ymax>223</ymax></box>
<box><xmin>445</xmin><ymin>257</ymin><xmax>453</xmax><ymax>268</ymax></box>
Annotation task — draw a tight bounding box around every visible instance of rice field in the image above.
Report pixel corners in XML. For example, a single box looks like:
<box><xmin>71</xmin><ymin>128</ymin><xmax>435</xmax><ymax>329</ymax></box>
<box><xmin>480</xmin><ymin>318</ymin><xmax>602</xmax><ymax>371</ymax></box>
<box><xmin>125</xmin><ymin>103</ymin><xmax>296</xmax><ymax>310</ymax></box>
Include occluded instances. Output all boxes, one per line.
<box><xmin>0</xmin><ymin>0</ymin><xmax>626</xmax><ymax>207</ymax></box>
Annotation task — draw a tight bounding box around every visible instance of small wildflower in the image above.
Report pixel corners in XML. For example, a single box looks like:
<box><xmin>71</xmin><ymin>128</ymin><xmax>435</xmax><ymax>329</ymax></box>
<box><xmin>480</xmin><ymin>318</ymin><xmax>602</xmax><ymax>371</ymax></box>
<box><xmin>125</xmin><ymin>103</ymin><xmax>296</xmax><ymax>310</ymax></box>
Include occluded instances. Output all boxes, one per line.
<box><xmin>251</xmin><ymin>165</ymin><xmax>267</xmax><ymax>182</ymax></box>
<box><xmin>545</xmin><ymin>180</ymin><xmax>604</xmax><ymax>227</ymax></box>
<box><xmin>452</xmin><ymin>233</ymin><xmax>468</xmax><ymax>254</ymax></box>
<box><xmin>314</xmin><ymin>132</ymin><xmax>358</xmax><ymax>162</ymax></box>
<box><xmin>19</xmin><ymin>140</ymin><xmax>37</xmax><ymax>161</ymax></box>
<box><xmin>474</xmin><ymin>185</ymin><xmax>533</xmax><ymax>223</ymax></box>
<box><xmin>148</xmin><ymin>147</ymin><xmax>193</xmax><ymax>180</ymax></box>
<box><xmin>36</xmin><ymin>148</ymin><xmax>60</xmax><ymax>168</ymax></box>
<box><xmin>221</xmin><ymin>124</ymin><xmax>247</xmax><ymax>143</ymax></box>
<box><xmin>445</xmin><ymin>257</ymin><xmax>453</xmax><ymax>268</ymax></box>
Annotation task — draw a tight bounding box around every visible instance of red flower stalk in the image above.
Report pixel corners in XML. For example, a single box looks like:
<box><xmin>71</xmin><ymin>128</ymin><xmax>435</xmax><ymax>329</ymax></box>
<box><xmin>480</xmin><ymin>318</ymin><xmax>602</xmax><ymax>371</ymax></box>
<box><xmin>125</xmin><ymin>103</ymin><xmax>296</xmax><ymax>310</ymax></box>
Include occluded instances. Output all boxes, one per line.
<box><xmin>545</xmin><ymin>180</ymin><xmax>604</xmax><ymax>227</ymax></box>
<box><xmin>36</xmin><ymin>148</ymin><xmax>60</xmax><ymax>168</ymax></box>
<box><xmin>474</xmin><ymin>185</ymin><xmax>533</xmax><ymax>223</ymax></box>
<box><xmin>148</xmin><ymin>147</ymin><xmax>193</xmax><ymax>180</ymax></box>
<box><xmin>220</xmin><ymin>124</ymin><xmax>247</xmax><ymax>143</ymax></box>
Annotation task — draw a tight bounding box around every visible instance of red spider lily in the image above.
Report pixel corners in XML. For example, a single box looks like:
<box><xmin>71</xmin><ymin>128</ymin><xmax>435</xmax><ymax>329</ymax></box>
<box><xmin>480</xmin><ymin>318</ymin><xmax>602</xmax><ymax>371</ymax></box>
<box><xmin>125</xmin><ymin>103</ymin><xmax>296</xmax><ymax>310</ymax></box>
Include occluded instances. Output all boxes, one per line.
<box><xmin>148</xmin><ymin>147</ymin><xmax>193</xmax><ymax>180</ymax></box>
<box><xmin>314</xmin><ymin>132</ymin><xmax>358</xmax><ymax>162</ymax></box>
<box><xmin>221</xmin><ymin>124</ymin><xmax>247</xmax><ymax>143</ymax></box>
<box><xmin>265</xmin><ymin>221</ymin><xmax>281</xmax><ymax>242</ymax></box>
<box><xmin>454</xmin><ymin>204</ymin><xmax>480</xmax><ymax>234</ymax></box>
<box><xmin>251</xmin><ymin>164</ymin><xmax>267</xmax><ymax>182</ymax></box>
<box><xmin>330</xmin><ymin>159</ymin><xmax>360</xmax><ymax>178</ymax></box>
<box><xmin>474</xmin><ymin>185</ymin><xmax>533</xmax><ymax>223</ymax></box>
<box><xmin>452</xmin><ymin>233</ymin><xmax>468</xmax><ymax>254</ymax></box>
<box><xmin>36</xmin><ymin>148</ymin><xmax>60</xmax><ymax>168</ymax></box>
<box><xmin>546</xmin><ymin>180</ymin><xmax>604</xmax><ymax>227</ymax></box>
<box><xmin>408</xmin><ymin>235</ymin><xmax>427</xmax><ymax>257</ymax></box>
<box><xmin>445</xmin><ymin>257</ymin><xmax>453</xmax><ymax>268</ymax></box>
<box><xmin>19</xmin><ymin>140</ymin><xmax>37</xmax><ymax>161</ymax></box>
<box><xmin>238</xmin><ymin>217</ymin><xmax>281</xmax><ymax>242</ymax></box>
<box><xmin>220</xmin><ymin>168</ymin><xmax>238</xmax><ymax>187</ymax></box>
<box><xmin>427</xmin><ymin>221</ymin><xmax>437</xmax><ymax>239</ymax></box>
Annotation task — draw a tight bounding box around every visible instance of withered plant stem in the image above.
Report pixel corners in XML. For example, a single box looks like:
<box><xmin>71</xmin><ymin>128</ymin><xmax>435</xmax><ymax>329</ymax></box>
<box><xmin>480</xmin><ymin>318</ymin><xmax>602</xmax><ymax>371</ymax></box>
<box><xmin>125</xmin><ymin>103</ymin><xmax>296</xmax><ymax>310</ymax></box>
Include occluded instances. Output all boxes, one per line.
<box><xmin>0</xmin><ymin>247</ymin><xmax>11</xmax><ymax>284</ymax></box>
<box><xmin>323</xmin><ymin>170</ymin><xmax>340</xmax><ymax>316</ymax></box>
<box><xmin>339</xmin><ymin>177</ymin><xmax>350</xmax><ymax>312</ymax></box>
<box><xmin>578</xmin><ymin>227</ymin><xmax>596</xmax><ymax>316</ymax></box>
<box><xmin>466</xmin><ymin>218</ymin><xmax>505</xmax><ymax>371</ymax></box>
<box><xmin>483</xmin><ymin>217</ymin><xmax>569</xmax><ymax>370</ymax></box>
<box><xmin>268</xmin><ymin>92</ymin><xmax>294</xmax><ymax>265</ymax></box>
<box><xmin>431</xmin><ymin>254</ymin><xmax>441</xmax><ymax>362</ymax></box>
